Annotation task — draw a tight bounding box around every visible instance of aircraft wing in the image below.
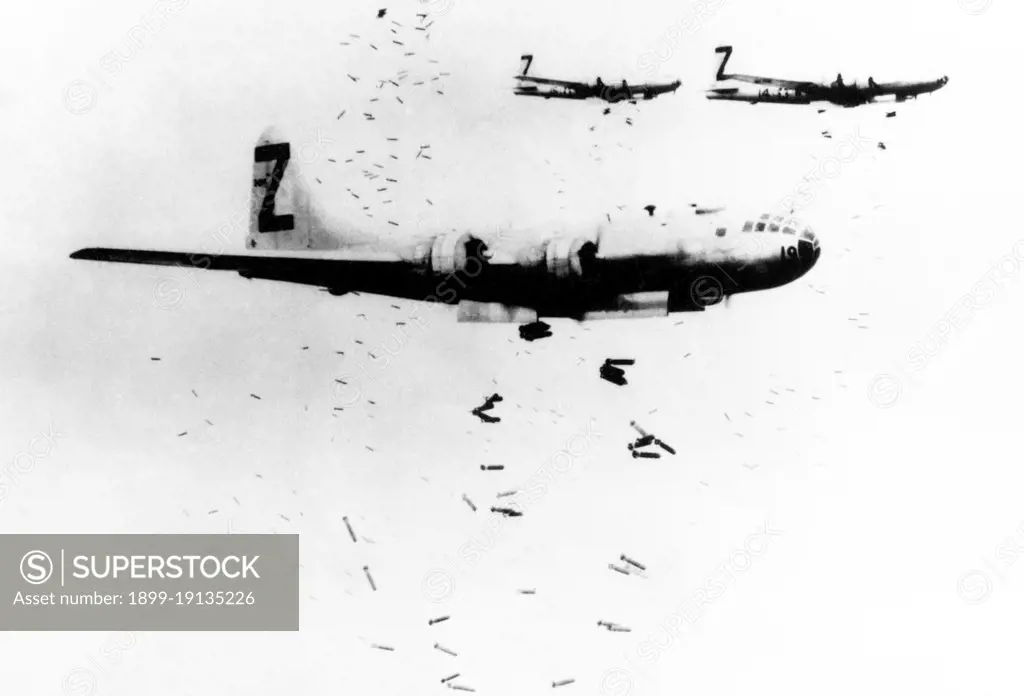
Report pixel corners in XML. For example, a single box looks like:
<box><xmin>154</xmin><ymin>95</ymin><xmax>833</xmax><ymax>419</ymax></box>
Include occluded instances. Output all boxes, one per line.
<box><xmin>513</xmin><ymin>88</ymin><xmax>590</xmax><ymax>100</ymax></box>
<box><xmin>70</xmin><ymin>244</ymin><xmax>745</xmax><ymax>322</ymax></box>
<box><xmin>724</xmin><ymin>74</ymin><xmax>816</xmax><ymax>91</ymax></box>
<box><xmin>629</xmin><ymin>81</ymin><xmax>680</xmax><ymax>92</ymax></box>
<box><xmin>515</xmin><ymin>75</ymin><xmax>589</xmax><ymax>89</ymax></box>
<box><xmin>70</xmin><ymin>247</ymin><xmax>411</xmax><ymax>292</ymax></box>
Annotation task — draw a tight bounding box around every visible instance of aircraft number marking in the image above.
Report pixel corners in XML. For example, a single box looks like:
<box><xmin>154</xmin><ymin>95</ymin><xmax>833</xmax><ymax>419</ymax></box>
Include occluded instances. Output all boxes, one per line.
<box><xmin>780</xmin><ymin>245</ymin><xmax>797</xmax><ymax>261</ymax></box>
<box><xmin>254</xmin><ymin>143</ymin><xmax>295</xmax><ymax>233</ymax></box>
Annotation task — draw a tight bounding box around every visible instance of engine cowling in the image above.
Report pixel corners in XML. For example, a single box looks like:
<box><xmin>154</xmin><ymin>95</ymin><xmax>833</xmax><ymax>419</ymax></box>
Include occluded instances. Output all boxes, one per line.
<box><xmin>418</xmin><ymin>232</ymin><xmax>489</xmax><ymax>276</ymax></box>
<box><xmin>545</xmin><ymin>237</ymin><xmax>597</xmax><ymax>281</ymax></box>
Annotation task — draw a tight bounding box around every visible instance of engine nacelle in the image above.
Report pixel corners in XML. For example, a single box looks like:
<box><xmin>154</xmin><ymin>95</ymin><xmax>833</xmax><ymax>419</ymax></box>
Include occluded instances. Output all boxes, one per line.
<box><xmin>418</xmin><ymin>232</ymin><xmax>489</xmax><ymax>276</ymax></box>
<box><xmin>545</xmin><ymin>237</ymin><xmax>597</xmax><ymax>281</ymax></box>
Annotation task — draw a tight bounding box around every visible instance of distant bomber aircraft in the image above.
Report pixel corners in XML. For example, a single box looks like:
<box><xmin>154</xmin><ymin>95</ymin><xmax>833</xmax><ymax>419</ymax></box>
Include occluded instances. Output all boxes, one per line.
<box><xmin>706</xmin><ymin>45</ymin><xmax>948</xmax><ymax>108</ymax></box>
<box><xmin>514</xmin><ymin>54</ymin><xmax>682</xmax><ymax>103</ymax></box>
<box><xmin>70</xmin><ymin>127</ymin><xmax>821</xmax><ymax>323</ymax></box>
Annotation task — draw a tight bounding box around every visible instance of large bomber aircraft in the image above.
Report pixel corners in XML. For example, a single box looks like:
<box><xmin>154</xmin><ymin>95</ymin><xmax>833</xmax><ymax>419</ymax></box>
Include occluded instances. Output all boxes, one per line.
<box><xmin>706</xmin><ymin>45</ymin><xmax>948</xmax><ymax>107</ymax></box>
<box><xmin>70</xmin><ymin>128</ymin><xmax>821</xmax><ymax>323</ymax></box>
<box><xmin>514</xmin><ymin>54</ymin><xmax>682</xmax><ymax>104</ymax></box>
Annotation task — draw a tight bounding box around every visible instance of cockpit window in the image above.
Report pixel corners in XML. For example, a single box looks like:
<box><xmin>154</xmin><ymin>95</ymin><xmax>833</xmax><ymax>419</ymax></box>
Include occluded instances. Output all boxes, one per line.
<box><xmin>742</xmin><ymin>221</ymin><xmax>754</xmax><ymax>232</ymax></box>
<box><xmin>772</xmin><ymin>215</ymin><xmax>784</xmax><ymax>224</ymax></box>
<box><xmin>755</xmin><ymin>222</ymin><xmax>766</xmax><ymax>232</ymax></box>
<box><xmin>783</xmin><ymin>226</ymin><xmax>795</xmax><ymax>235</ymax></box>
<box><xmin>759</xmin><ymin>213</ymin><xmax>770</xmax><ymax>221</ymax></box>
<box><xmin>715</xmin><ymin>227</ymin><xmax>726</xmax><ymax>237</ymax></box>
<box><xmin>801</xmin><ymin>226</ymin><xmax>816</xmax><ymax>241</ymax></box>
<box><xmin>768</xmin><ymin>223</ymin><xmax>780</xmax><ymax>232</ymax></box>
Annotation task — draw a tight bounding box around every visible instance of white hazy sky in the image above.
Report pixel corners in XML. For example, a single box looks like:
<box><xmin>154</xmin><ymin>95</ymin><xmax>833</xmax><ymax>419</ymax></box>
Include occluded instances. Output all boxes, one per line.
<box><xmin>2</xmin><ymin>0</ymin><xmax>1024</xmax><ymax>694</ymax></box>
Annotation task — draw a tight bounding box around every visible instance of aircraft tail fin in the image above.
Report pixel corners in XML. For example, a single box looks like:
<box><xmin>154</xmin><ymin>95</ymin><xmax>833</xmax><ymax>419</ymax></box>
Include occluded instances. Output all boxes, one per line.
<box><xmin>247</xmin><ymin>126</ymin><xmax>375</xmax><ymax>251</ymax></box>
<box><xmin>519</xmin><ymin>54</ymin><xmax>534</xmax><ymax>77</ymax></box>
<box><xmin>714</xmin><ymin>45</ymin><xmax>733</xmax><ymax>81</ymax></box>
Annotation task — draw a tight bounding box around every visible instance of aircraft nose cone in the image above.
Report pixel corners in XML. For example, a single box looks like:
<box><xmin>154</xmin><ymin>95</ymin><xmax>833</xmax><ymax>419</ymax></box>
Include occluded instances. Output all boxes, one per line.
<box><xmin>797</xmin><ymin>224</ymin><xmax>820</xmax><ymax>273</ymax></box>
<box><xmin>809</xmin><ymin>236</ymin><xmax>821</xmax><ymax>269</ymax></box>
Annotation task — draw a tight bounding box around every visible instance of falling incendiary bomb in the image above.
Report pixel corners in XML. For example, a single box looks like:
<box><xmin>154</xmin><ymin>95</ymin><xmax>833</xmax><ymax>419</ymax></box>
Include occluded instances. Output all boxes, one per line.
<box><xmin>370</xmin><ymin>643</ymin><xmax>394</xmax><ymax>651</ymax></box>
<box><xmin>600</xmin><ymin>357</ymin><xmax>634</xmax><ymax>385</ymax></box>
<box><xmin>471</xmin><ymin>393</ymin><xmax>504</xmax><ymax>423</ymax></box>
<box><xmin>462</xmin><ymin>494</ymin><xmax>477</xmax><ymax>511</ymax></box>
<box><xmin>621</xmin><ymin>554</ymin><xmax>646</xmax><ymax>571</ymax></box>
<box><xmin>429</xmin><ymin>615</ymin><xmax>450</xmax><ymax>626</ymax></box>
<box><xmin>608</xmin><ymin>563</ymin><xmax>630</xmax><ymax>575</ymax></box>
<box><xmin>343</xmin><ymin>516</ymin><xmax>357</xmax><ymax>542</ymax></box>
<box><xmin>363</xmin><ymin>565</ymin><xmax>377</xmax><ymax>591</ymax></box>
<box><xmin>600</xmin><ymin>363</ymin><xmax>627</xmax><ymax>386</ymax></box>
<box><xmin>519</xmin><ymin>320</ymin><xmax>553</xmax><ymax>342</ymax></box>
<box><xmin>630</xmin><ymin>421</ymin><xmax>650</xmax><ymax>438</ymax></box>
<box><xmin>472</xmin><ymin>408</ymin><xmax>500</xmax><ymax>424</ymax></box>
<box><xmin>434</xmin><ymin>642</ymin><xmax>458</xmax><ymax>657</ymax></box>
<box><xmin>627</xmin><ymin>421</ymin><xmax>677</xmax><ymax>457</ymax></box>
<box><xmin>608</xmin><ymin>625</ymin><xmax>631</xmax><ymax>632</ymax></box>
<box><xmin>448</xmin><ymin>685</ymin><xmax>475</xmax><ymax>693</ymax></box>
<box><xmin>476</xmin><ymin>393</ymin><xmax>503</xmax><ymax>411</ymax></box>
<box><xmin>628</xmin><ymin>434</ymin><xmax>654</xmax><ymax>449</ymax></box>
<box><xmin>552</xmin><ymin>679</ymin><xmax>576</xmax><ymax>688</ymax></box>
<box><xmin>496</xmin><ymin>490</ymin><xmax>518</xmax><ymax>498</ymax></box>
<box><xmin>517</xmin><ymin>588</ymin><xmax>536</xmax><ymax>595</ymax></box>
<box><xmin>441</xmin><ymin>673</ymin><xmax>461</xmax><ymax>684</ymax></box>
<box><xmin>481</xmin><ymin>465</ymin><xmax>505</xmax><ymax>471</ymax></box>
<box><xmin>491</xmin><ymin>506</ymin><xmax>523</xmax><ymax>518</ymax></box>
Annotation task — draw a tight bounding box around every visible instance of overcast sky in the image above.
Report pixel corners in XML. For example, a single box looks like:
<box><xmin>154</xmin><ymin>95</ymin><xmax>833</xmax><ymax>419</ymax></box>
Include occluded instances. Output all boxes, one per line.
<box><xmin>1</xmin><ymin>0</ymin><xmax>1022</xmax><ymax>694</ymax></box>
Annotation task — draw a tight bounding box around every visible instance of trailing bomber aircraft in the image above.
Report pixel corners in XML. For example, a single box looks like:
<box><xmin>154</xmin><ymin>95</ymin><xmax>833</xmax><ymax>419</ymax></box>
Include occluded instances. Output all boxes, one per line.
<box><xmin>706</xmin><ymin>45</ymin><xmax>948</xmax><ymax>107</ymax></box>
<box><xmin>70</xmin><ymin>127</ymin><xmax>821</xmax><ymax>322</ymax></box>
<box><xmin>514</xmin><ymin>54</ymin><xmax>681</xmax><ymax>103</ymax></box>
